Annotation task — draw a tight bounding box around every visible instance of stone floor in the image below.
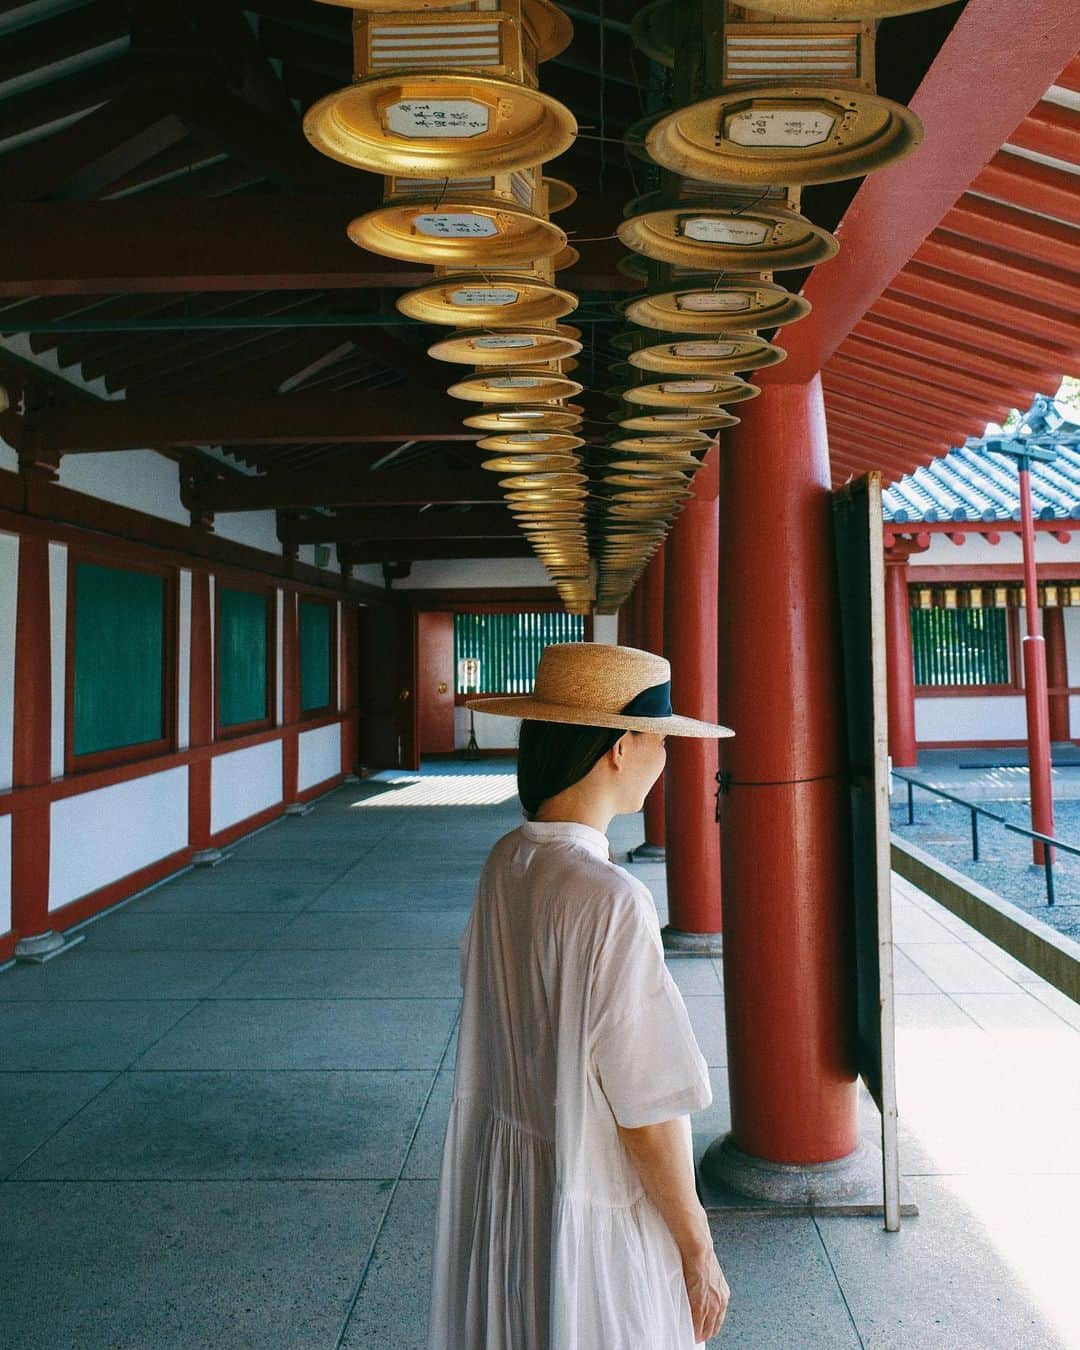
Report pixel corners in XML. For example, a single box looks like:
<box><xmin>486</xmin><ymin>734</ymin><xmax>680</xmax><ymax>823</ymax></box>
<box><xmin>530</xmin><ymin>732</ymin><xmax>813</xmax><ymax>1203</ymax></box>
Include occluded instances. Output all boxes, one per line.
<box><xmin>1</xmin><ymin>761</ymin><xmax>1078</xmax><ymax>1348</ymax></box>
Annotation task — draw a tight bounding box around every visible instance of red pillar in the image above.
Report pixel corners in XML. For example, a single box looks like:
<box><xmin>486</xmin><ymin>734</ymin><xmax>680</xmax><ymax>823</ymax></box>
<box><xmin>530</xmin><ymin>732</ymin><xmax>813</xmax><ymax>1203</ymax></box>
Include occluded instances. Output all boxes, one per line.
<box><xmin>341</xmin><ymin>602</ymin><xmax>359</xmax><ymax>775</ymax></box>
<box><xmin>11</xmin><ymin>535</ymin><xmax>63</xmax><ymax>958</ymax></box>
<box><xmin>663</xmin><ymin>449</ymin><xmax>722</xmax><ymax>949</ymax></box>
<box><xmin>282</xmin><ymin>589</ymin><xmax>301</xmax><ymax>807</ymax></box>
<box><xmin>1044</xmin><ymin>605</ymin><xmax>1070</xmax><ymax>744</ymax></box>
<box><xmin>705</xmin><ymin>377</ymin><xmax>858</xmax><ymax>1184</ymax></box>
<box><xmin>636</xmin><ymin>547</ymin><xmax>666</xmax><ymax>856</ymax></box>
<box><xmin>884</xmin><ymin>557</ymin><xmax>918</xmax><ymax>768</ymax></box>
<box><xmin>1018</xmin><ymin>462</ymin><xmax>1055</xmax><ymax>864</ymax></box>
<box><xmin>188</xmin><ymin>569</ymin><xmax>219</xmax><ymax>863</ymax></box>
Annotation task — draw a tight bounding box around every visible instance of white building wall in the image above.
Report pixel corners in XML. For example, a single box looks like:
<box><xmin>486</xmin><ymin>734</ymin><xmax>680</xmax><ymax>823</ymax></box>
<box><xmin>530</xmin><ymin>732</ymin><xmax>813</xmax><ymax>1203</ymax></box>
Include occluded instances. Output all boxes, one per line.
<box><xmin>0</xmin><ymin>532</ymin><xmax>18</xmax><ymax>791</ymax></box>
<box><xmin>210</xmin><ymin>740</ymin><xmax>283</xmax><ymax>834</ymax></box>
<box><xmin>0</xmin><ymin>434</ymin><xmax>18</xmax><ymax>474</ymax></box>
<box><xmin>915</xmin><ymin>695</ymin><xmax>1028</xmax><ymax>745</ymax></box>
<box><xmin>592</xmin><ymin>614</ymin><xmax>618</xmax><ymax>645</ymax></box>
<box><xmin>906</xmin><ymin>532</ymin><xmax>1080</xmax><ymax>568</ymax></box>
<box><xmin>396</xmin><ymin>558</ymin><xmax>549</xmax><ymax>588</ymax></box>
<box><xmin>213</xmin><ymin>511</ymin><xmax>283</xmax><ymax>555</ymax></box>
<box><xmin>49</xmin><ymin>768</ymin><xmax>189</xmax><ymax>910</ymax></box>
<box><xmin>58</xmin><ymin>451</ymin><xmax>189</xmax><ymax>525</ymax></box>
<box><xmin>298</xmin><ymin>723</ymin><xmax>341</xmax><ymax>791</ymax></box>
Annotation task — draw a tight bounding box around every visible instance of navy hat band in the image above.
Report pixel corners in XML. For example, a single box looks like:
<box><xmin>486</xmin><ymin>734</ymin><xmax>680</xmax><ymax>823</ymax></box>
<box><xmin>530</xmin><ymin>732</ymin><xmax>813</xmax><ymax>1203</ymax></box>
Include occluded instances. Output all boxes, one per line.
<box><xmin>619</xmin><ymin>679</ymin><xmax>673</xmax><ymax>719</ymax></box>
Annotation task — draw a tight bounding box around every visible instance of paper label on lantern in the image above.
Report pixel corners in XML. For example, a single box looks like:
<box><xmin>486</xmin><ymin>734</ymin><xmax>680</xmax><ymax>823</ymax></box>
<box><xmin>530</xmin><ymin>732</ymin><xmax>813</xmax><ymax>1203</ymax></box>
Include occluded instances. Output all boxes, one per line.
<box><xmin>487</xmin><ymin>376</ymin><xmax>543</xmax><ymax>388</ymax></box>
<box><xmin>661</xmin><ymin>380</ymin><xmax>716</xmax><ymax>394</ymax></box>
<box><xmin>450</xmin><ymin>287</ymin><xmax>518</xmax><ymax>306</ymax></box>
<box><xmin>680</xmin><ymin>216</ymin><xmax>770</xmax><ymax>245</ymax></box>
<box><xmin>507</xmin><ymin>433</ymin><xmax>552</xmax><ymax>442</ymax></box>
<box><xmin>672</xmin><ymin>341</ymin><xmax>739</xmax><ymax>357</ymax></box>
<box><xmin>473</xmin><ymin>335</ymin><xmax>536</xmax><ymax>349</ymax></box>
<box><xmin>676</xmin><ymin>291</ymin><xmax>751</xmax><ymax>312</ymax></box>
<box><xmin>510</xmin><ymin>409</ymin><xmax>546</xmax><ymax>418</ymax></box>
<box><xmin>724</xmin><ymin>108</ymin><xmax>836</xmax><ymax>149</ymax></box>
<box><xmin>385</xmin><ymin>100</ymin><xmax>491</xmax><ymax>139</ymax></box>
<box><xmin>415</xmin><ymin>212</ymin><xmax>498</xmax><ymax>238</ymax></box>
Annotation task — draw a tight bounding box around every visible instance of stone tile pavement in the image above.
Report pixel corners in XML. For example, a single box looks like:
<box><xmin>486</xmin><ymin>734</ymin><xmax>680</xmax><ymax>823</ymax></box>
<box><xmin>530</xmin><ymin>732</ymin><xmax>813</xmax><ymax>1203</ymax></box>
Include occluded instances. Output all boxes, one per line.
<box><xmin>1</xmin><ymin>762</ymin><xmax>1077</xmax><ymax>1348</ymax></box>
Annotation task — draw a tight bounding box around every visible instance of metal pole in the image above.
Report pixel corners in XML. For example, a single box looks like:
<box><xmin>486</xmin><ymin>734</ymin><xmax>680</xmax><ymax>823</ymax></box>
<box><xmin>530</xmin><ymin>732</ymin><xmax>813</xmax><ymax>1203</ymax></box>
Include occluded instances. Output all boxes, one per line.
<box><xmin>1017</xmin><ymin>454</ymin><xmax>1056</xmax><ymax>865</ymax></box>
<box><xmin>907</xmin><ymin>778</ymin><xmax>914</xmax><ymax>826</ymax></box>
<box><xmin>971</xmin><ymin>808</ymin><xmax>979</xmax><ymax>863</ymax></box>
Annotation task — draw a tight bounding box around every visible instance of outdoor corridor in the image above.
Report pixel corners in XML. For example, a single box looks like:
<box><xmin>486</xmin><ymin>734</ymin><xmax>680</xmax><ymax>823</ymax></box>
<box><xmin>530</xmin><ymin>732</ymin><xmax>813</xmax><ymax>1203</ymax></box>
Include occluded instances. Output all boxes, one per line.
<box><xmin>1</xmin><ymin>761</ymin><xmax>1078</xmax><ymax>1349</ymax></box>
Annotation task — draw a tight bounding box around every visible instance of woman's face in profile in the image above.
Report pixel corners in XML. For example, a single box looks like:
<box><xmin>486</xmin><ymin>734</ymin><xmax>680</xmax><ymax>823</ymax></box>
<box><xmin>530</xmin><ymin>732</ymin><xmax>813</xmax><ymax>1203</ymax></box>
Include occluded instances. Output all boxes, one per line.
<box><xmin>620</xmin><ymin>731</ymin><xmax>667</xmax><ymax>811</ymax></box>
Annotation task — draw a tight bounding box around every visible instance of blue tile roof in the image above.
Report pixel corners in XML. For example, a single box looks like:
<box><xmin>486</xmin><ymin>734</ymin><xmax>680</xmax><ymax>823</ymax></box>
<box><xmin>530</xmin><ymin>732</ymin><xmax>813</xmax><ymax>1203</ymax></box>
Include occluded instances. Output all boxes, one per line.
<box><xmin>882</xmin><ymin>399</ymin><xmax>1080</xmax><ymax>524</ymax></box>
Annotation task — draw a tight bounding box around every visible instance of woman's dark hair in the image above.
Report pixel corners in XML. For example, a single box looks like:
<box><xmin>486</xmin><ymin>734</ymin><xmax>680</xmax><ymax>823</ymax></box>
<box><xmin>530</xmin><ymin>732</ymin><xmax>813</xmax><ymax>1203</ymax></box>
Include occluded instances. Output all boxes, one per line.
<box><xmin>517</xmin><ymin>718</ymin><xmax>631</xmax><ymax>818</ymax></box>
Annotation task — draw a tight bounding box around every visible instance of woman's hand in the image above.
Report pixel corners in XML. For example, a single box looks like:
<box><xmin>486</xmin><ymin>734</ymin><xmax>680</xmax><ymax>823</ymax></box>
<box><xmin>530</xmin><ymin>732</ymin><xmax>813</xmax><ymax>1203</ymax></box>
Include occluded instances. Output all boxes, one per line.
<box><xmin>681</xmin><ymin>1240</ymin><xmax>730</xmax><ymax>1343</ymax></box>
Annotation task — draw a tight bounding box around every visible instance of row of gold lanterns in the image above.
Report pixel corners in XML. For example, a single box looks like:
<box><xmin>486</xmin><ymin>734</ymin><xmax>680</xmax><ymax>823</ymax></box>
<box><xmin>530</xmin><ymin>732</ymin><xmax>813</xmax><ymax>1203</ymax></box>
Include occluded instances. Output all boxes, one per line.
<box><xmin>303</xmin><ymin>0</ymin><xmax>595</xmax><ymax>611</ymax></box>
<box><xmin>593</xmin><ymin>0</ymin><xmax>956</xmax><ymax>612</ymax></box>
<box><xmin>913</xmin><ymin>585</ymin><xmax>1080</xmax><ymax>611</ymax></box>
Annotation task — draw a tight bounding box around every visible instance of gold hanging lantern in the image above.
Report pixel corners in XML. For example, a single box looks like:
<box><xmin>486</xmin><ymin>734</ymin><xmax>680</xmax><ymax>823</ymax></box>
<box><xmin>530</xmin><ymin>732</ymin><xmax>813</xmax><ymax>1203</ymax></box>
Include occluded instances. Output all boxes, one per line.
<box><xmin>482</xmin><ymin>454</ymin><xmax>581</xmax><ymax>472</ymax></box>
<box><xmin>623</xmin><ymin>269</ymin><xmax>810</xmax><ymax>333</ymax></box>
<box><xmin>615</xmin><ymin>373</ymin><xmax>760</xmax><ymax>408</ymax></box>
<box><xmin>608</xmin><ymin>435</ymin><xmax>712</xmax><ymax>455</ymax></box>
<box><xmin>428</xmin><ymin>323</ymin><xmax>581</xmax><ymax>366</ymax></box>
<box><xmin>543</xmin><ymin>177</ymin><xmax>577</xmax><ymax>213</ymax></box>
<box><xmin>348</xmin><ymin>166</ymin><xmax>565</xmax><ymax>265</ymax></box>
<box><xmin>397</xmin><ymin>258</ymin><xmax>577</xmax><ymax>327</ymax></box>
<box><xmin>615</xmin><ymin>329</ymin><xmax>787</xmax><ymax>376</ymax></box>
<box><xmin>615</xmin><ymin>409</ymin><xmax>740</xmax><ymax>432</ymax></box>
<box><xmin>478</xmin><ymin>431</ymin><xmax>585</xmax><ymax>453</ymax></box>
<box><xmin>304</xmin><ymin>1</ymin><xmax>576</xmax><ymax>178</ymax></box>
<box><xmin>618</xmin><ymin>182</ymin><xmax>838</xmax><ymax>271</ymax></box>
<box><xmin>643</xmin><ymin>7</ymin><xmax>923</xmax><ymax>186</ymax></box>
<box><xmin>447</xmin><ymin>362</ymin><xmax>583</xmax><ymax>403</ymax></box>
<box><xmin>463</xmin><ymin>403</ymin><xmax>583</xmax><ymax>431</ymax></box>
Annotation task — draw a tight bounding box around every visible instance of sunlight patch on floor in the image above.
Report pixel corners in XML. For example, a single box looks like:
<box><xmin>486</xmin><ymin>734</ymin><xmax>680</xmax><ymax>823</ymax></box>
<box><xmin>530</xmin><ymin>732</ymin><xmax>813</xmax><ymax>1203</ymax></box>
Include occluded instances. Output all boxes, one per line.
<box><xmin>351</xmin><ymin>774</ymin><xmax>519</xmax><ymax>808</ymax></box>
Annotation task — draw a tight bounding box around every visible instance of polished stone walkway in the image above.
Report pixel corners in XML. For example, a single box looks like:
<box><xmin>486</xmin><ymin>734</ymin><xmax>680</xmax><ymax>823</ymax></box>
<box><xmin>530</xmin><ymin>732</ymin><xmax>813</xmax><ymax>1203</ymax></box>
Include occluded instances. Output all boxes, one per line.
<box><xmin>1</xmin><ymin>762</ymin><xmax>1078</xmax><ymax>1348</ymax></box>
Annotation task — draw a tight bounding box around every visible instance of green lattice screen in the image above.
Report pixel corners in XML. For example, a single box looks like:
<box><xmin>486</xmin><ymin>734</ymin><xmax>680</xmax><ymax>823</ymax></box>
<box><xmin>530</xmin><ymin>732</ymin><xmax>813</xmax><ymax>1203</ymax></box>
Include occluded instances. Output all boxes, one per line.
<box><xmin>910</xmin><ymin>607</ymin><xmax>1010</xmax><ymax>687</ymax></box>
<box><xmin>454</xmin><ymin>612</ymin><xmax>585</xmax><ymax>693</ymax></box>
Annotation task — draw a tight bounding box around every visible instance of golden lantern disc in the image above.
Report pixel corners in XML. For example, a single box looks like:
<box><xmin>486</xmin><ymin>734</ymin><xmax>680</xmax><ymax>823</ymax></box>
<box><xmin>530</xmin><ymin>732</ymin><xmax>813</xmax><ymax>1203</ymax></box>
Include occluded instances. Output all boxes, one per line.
<box><xmin>497</xmin><ymin>472</ymin><xmax>587</xmax><ymax>490</ymax></box>
<box><xmin>602</xmin><ymin>473</ymin><xmax>694</xmax><ymax>489</ymax></box>
<box><xmin>618</xmin><ymin>186</ymin><xmax>839</xmax><ymax>271</ymax></box>
<box><xmin>477</xmin><ymin>432</ymin><xmax>585</xmax><ymax>453</ymax></box>
<box><xmin>622</xmin><ymin>272</ymin><xmax>811</xmax><ymax>333</ymax></box>
<box><xmin>481</xmin><ymin>454</ymin><xmax>580</xmax><ymax>472</ymax></box>
<box><xmin>447</xmin><ymin>365</ymin><xmax>583</xmax><ymax>404</ymax></box>
<box><xmin>643</xmin><ymin>14</ymin><xmax>922</xmax><ymax>187</ymax></box>
<box><xmin>463</xmin><ymin>404</ymin><xmax>582</xmax><ymax>431</ymax></box>
<box><xmin>397</xmin><ymin>262</ymin><xmax>577</xmax><ymax>327</ymax></box>
<box><xmin>625</xmin><ymin>331</ymin><xmax>787</xmax><ymax>376</ymax></box>
<box><xmin>543</xmin><ymin>176</ymin><xmax>578</xmax><ymax>213</ymax></box>
<box><xmin>608</xmin><ymin>435</ymin><xmax>710</xmax><ymax>455</ymax></box>
<box><xmin>303</xmin><ymin>2</ymin><xmax>576</xmax><ymax>178</ymax></box>
<box><xmin>428</xmin><ymin>324</ymin><xmax>581</xmax><ymax>366</ymax></box>
<box><xmin>552</xmin><ymin>243</ymin><xmax>580</xmax><ymax>271</ymax></box>
<box><xmin>616</xmin><ymin>409</ymin><xmax>740</xmax><ymax>432</ymax></box>
<box><xmin>348</xmin><ymin>169</ymin><xmax>566</xmax><ymax>266</ymax></box>
<box><xmin>629</xmin><ymin>0</ymin><xmax>675</xmax><ymax>66</ymax></box>
<box><xmin>608</xmin><ymin>457</ymin><xmax>702</xmax><ymax>473</ymax></box>
<box><xmin>621</xmin><ymin>375</ymin><xmax>761</xmax><ymax>408</ymax></box>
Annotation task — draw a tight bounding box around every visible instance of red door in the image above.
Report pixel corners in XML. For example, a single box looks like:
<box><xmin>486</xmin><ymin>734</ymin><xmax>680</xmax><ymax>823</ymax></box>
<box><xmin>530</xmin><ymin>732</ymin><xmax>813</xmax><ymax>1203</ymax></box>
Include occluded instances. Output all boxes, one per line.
<box><xmin>417</xmin><ymin>610</ymin><xmax>456</xmax><ymax>755</ymax></box>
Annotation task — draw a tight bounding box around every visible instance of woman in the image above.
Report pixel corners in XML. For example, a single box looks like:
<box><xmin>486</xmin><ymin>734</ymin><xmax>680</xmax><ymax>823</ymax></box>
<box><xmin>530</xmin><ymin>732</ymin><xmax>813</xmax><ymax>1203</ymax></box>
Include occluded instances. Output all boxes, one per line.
<box><xmin>427</xmin><ymin>642</ymin><xmax>733</xmax><ymax>1348</ymax></box>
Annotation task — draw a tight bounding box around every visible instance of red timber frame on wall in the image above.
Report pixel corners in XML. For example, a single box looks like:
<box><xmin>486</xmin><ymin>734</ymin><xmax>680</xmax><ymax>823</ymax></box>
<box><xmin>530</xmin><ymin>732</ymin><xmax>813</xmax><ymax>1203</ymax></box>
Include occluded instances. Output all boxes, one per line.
<box><xmin>0</xmin><ymin>481</ymin><xmax>371</xmax><ymax>965</ymax></box>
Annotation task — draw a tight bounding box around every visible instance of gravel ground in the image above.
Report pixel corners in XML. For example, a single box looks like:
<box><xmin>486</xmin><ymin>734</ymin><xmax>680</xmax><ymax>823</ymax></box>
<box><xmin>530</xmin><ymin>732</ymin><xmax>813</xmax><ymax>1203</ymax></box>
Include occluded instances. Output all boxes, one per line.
<box><xmin>890</xmin><ymin>794</ymin><xmax>1080</xmax><ymax>943</ymax></box>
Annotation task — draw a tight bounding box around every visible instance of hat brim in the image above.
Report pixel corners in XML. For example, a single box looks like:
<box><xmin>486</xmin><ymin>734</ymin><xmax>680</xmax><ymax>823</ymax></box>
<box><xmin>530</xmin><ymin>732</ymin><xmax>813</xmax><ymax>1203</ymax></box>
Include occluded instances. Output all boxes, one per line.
<box><xmin>465</xmin><ymin>696</ymin><xmax>734</xmax><ymax>738</ymax></box>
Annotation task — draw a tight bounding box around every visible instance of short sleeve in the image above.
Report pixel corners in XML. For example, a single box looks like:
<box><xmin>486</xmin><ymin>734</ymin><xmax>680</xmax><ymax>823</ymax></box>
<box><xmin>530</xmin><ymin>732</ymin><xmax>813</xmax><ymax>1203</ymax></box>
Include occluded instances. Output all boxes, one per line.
<box><xmin>589</xmin><ymin>890</ymin><xmax>713</xmax><ymax>1128</ymax></box>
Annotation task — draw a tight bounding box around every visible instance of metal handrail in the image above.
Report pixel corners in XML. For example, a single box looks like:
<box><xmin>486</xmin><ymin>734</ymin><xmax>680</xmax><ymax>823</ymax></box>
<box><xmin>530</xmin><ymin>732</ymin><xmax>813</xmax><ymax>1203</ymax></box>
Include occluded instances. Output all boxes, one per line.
<box><xmin>892</xmin><ymin>770</ymin><xmax>1080</xmax><ymax>906</ymax></box>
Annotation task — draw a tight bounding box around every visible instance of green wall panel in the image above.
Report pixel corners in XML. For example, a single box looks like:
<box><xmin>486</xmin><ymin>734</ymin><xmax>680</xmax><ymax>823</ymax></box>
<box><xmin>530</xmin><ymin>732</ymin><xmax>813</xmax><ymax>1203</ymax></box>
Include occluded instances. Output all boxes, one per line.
<box><xmin>219</xmin><ymin>587</ymin><xmax>269</xmax><ymax>727</ymax></box>
<box><xmin>454</xmin><ymin>612</ymin><xmax>584</xmax><ymax>693</ymax></box>
<box><xmin>300</xmin><ymin>600</ymin><xmax>332</xmax><ymax>712</ymax></box>
<box><xmin>73</xmin><ymin>562</ymin><xmax>165</xmax><ymax>757</ymax></box>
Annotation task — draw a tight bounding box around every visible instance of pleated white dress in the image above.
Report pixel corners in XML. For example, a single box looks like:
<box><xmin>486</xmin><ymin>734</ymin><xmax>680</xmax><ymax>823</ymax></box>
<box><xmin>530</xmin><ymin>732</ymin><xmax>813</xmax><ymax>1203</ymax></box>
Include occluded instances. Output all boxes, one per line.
<box><xmin>427</xmin><ymin>817</ymin><xmax>713</xmax><ymax>1350</ymax></box>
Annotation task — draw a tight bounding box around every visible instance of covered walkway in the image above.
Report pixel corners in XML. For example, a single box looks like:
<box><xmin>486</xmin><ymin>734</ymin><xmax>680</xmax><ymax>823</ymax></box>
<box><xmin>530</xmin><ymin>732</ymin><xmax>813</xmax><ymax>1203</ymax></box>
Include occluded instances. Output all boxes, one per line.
<box><xmin>2</xmin><ymin>764</ymin><xmax>1077</xmax><ymax>1349</ymax></box>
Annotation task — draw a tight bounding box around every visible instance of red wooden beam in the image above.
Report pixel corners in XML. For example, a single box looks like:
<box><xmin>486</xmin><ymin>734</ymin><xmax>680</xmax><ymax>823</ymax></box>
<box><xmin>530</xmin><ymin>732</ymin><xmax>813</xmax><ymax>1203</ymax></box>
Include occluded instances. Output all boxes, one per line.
<box><xmin>824</xmin><ymin>408</ymin><xmax>949</xmax><ymax>461</ymax></box>
<box><xmin>823</xmin><ymin>387</ymin><xmax>969</xmax><ymax>448</ymax></box>
<box><xmin>971</xmin><ymin>150</ymin><xmax>1080</xmax><ymax>229</ymax></box>
<box><xmin>1007</xmin><ymin>99</ymin><xmax>1080</xmax><ymax>164</ymax></box>
<box><xmin>341</xmin><ymin>540</ymin><xmax>532</xmax><ymax>563</ymax></box>
<box><xmin>282</xmin><ymin>508</ymin><xmax>516</xmax><ymax>545</ymax></box>
<box><xmin>199</xmin><ymin>471</ymin><xmax>503</xmax><ymax>512</ymax></box>
<box><xmin>849</xmin><ymin>316</ymin><xmax>1065</xmax><ymax>393</ymax></box>
<box><xmin>27</xmin><ymin>389</ymin><xmax>478</xmax><ymax>452</ymax></box>
<box><xmin>821</xmin><ymin>373</ymin><xmax>977</xmax><ymax>439</ymax></box>
<box><xmin>940</xmin><ymin>194</ymin><xmax>1080</xmax><ymax>274</ymax></box>
<box><xmin>915</xmin><ymin>231</ymin><xmax>1079</xmax><ymax>313</ymax></box>
<box><xmin>760</xmin><ymin>0</ymin><xmax>1080</xmax><ymax>384</ymax></box>
<box><xmin>839</xmin><ymin>335</ymin><xmax>1041</xmax><ymax>409</ymax></box>
<box><xmin>888</xmin><ymin>263</ymin><xmax>1079</xmax><ymax>350</ymax></box>
<box><xmin>823</xmin><ymin>358</ymin><xmax>1008</xmax><ymax>425</ymax></box>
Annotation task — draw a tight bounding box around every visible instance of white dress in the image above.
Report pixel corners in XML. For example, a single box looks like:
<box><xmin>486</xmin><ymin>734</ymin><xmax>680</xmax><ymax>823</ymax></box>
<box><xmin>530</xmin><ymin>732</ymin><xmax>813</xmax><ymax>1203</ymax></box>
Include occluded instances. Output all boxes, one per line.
<box><xmin>427</xmin><ymin>818</ymin><xmax>713</xmax><ymax>1350</ymax></box>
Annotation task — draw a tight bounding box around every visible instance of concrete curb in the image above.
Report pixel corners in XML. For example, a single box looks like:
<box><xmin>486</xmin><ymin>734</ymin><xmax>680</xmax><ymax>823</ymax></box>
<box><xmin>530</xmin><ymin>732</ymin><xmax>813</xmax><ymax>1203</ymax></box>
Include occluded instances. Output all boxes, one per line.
<box><xmin>891</xmin><ymin>834</ymin><xmax>1080</xmax><ymax>1004</ymax></box>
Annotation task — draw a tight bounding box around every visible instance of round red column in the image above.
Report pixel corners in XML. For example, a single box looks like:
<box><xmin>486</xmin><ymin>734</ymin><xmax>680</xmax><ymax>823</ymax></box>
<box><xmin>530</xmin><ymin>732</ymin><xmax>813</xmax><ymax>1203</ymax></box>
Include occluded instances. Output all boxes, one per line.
<box><xmin>1044</xmin><ymin>605</ymin><xmax>1070</xmax><ymax>743</ymax></box>
<box><xmin>662</xmin><ymin>448</ymin><xmax>722</xmax><ymax>952</ymax></box>
<box><xmin>631</xmin><ymin>547</ymin><xmax>667</xmax><ymax>858</ymax></box>
<box><xmin>702</xmin><ymin>376</ymin><xmax>860</xmax><ymax>1199</ymax></box>
<box><xmin>884</xmin><ymin>557</ymin><xmax>918</xmax><ymax>768</ymax></box>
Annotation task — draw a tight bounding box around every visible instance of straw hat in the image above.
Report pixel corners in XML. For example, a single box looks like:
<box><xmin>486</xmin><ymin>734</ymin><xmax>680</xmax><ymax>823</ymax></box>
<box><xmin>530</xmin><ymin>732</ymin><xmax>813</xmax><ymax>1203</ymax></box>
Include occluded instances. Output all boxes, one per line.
<box><xmin>469</xmin><ymin>643</ymin><xmax>734</xmax><ymax>738</ymax></box>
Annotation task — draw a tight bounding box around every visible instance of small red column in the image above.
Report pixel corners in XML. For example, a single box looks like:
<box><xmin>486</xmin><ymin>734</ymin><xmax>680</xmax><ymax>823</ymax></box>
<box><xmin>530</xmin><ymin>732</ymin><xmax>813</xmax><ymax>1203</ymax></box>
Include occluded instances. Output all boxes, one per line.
<box><xmin>1017</xmin><ymin>460</ymin><xmax>1055</xmax><ymax>864</ymax></box>
<box><xmin>662</xmin><ymin>448</ymin><xmax>722</xmax><ymax>952</ymax></box>
<box><xmin>282</xmin><ymin>589</ymin><xmax>300</xmax><ymax>807</ymax></box>
<box><xmin>884</xmin><ymin>556</ymin><xmax>918</xmax><ymax>768</ymax></box>
<box><xmin>340</xmin><ymin>601</ymin><xmax>360</xmax><ymax>776</ymax></box>
<box><xmin>188</xmin><ymin>570</ymin><xmax>220</xmax><ymax>864</ymax></box>
<box><xmin>1044</xmin><ymin>605</ymin><xmax>1070</xmax><ymax>744</ymax></box>
<box><xmin>631</xmin><ymin>547</ymin><xmax>666</xmax><ymax>859</ymax></box>
<box><xmin>703</xmin><ymin>376</ymin><xmax>860</xmax><ymax>1197</ymax></box>
<box><xmin>11</xmin><ymin>535</ymin><xmax>67</xmax><ymax>960</ymax></box>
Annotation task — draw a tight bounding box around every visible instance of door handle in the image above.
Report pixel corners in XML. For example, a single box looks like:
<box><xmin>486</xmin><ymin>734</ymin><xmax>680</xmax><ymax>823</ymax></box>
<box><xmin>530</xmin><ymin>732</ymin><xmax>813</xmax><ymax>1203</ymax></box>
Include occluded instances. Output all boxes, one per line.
<box><xmin>398</xmin><ymin>687</ymin><xmax>411</xmax><ymax>702</ymax></box>
<box><xmin>437</xmin><ymin>681</ymin><xmax>448</xmax><ymax>695</ymax></box>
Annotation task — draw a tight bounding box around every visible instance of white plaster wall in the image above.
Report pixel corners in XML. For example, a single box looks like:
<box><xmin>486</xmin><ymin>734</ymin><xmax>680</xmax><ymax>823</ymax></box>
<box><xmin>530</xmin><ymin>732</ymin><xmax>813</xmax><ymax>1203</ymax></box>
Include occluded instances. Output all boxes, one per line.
<box><xmin>455</xmin><ymin>706</ymin><xmax>519</xmax><ymax>751</ymax></box>
<box><xmin>1070</xmin><ymin>696</ymin><xmax>1080</xmax><ymax>740</ymax></box>
<box><xmin>1063</xmin><ymin>608</ymin><xmax>1080</xmax><ymax>681</ymax></box>
<box><xmin>210</xmin><ymin>739</ymin><xmax>283</xmax><ymax>834</ymax></box>
<box><xmin>592</xmin><ymin>614</ymin><xmax>618</xmax><ymax>645</ymax></box>
<box><xmin>213</xmin><ymin>512</ymin><xmax>283</xmax><ymax>555</ymax></box>
<box><xmin>395</xmin><ymin>558</ymin><xmax>549</xmax><ymax>588</ymax></box>
<box><xmin>47</xmin><ymin>542</ymin><xmax>67</xmax><ymax>779</ymax></box>
<box><xmin>177</xmin><ymin>569</ymin><xmax>191</xmax><ymax>750</ymax></box>
<box><xmin>0</xmin><ymin>815</ymin><xmax>11</xmax><ymax>938</ymax></box>
<box><xmin>49</xmin><ymin>767</ymin><xmax>189</xmax><ymax>910</ymax></box>
<box><xmin>0</xmin><ymin>435</ymin><xmax>17</xmax><ymax>474</ymax></box>
<box><xmin>352</xmin><ymin>564</ymin><xmax>384</xmax><ymax>588</ymax></box>
<box><xmin>58</xmin><ymin>451</ymin><xmax>189</xmax><ymax>525</ymax></box>
<box><xmin>298</xmin><ymin>722</ymin><xmax>341</xmax><ymax>791</ymax></box>
<box><xmin>906</xmin><ymin>532</ymin><xmax>1080</xmax><ymax>567</ymax></box>
<box><xmin>915</xmin><ymin>695</ymin><xmax>1027</xmax><ymax>744</ymax></box>
<box><xmin>0</xmin><ymin>532</ymin><xmax>18</xmax><ymax>791</ymax></box>
<box><xmin>297</xmin><ymin>543</ymin><xmax>341</xmax><ymax>574</ymax></box>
